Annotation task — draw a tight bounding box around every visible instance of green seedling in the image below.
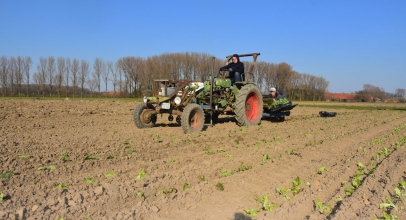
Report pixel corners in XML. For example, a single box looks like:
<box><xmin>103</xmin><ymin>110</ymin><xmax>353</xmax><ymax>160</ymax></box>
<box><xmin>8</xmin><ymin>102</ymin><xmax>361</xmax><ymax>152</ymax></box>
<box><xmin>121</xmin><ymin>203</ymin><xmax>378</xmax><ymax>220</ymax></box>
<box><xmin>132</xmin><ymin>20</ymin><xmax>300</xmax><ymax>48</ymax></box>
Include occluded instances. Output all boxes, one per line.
<box><xmin>335</xmin><ymin>196</ymin><xmax>343</xmax><ymax>202</ymax></box>
<box><xmin>104</xmin><ymin>172</ymin><xmax>115</xmax><ymax>178</ymax></box>
<box><xmin>17</xmin><ymin>154</ymin><xmax>33</xmax><ymax>160</ymax></box>
<box><xmin>55</xmin><ymin>184</ymin><xmax>71</xmax><ymax>189</ymax></box>
<box><xmin>217</xmin><ymin>148</ymin><xmax>226</xmax><ymax>153</ymax></box>
<box><xmin>137</xmin><ymin>191</ymin><xmax>144</xmax><ymax>199</ymax></box>
<box><xmin>287</xmin><ymin>148</ymin><xmax>296</xmax><ymax>155</ymax></box>
<box><xmin>255</xmin><ymin>194</ymin><xmax>278</xmax><ymax>212</ymax></box>
<box><xmin>58</xmin><ymin>218</ymin><xmax>64</xmax><ymax>220</ymax></box>
<box><xmin>157</xmin><ymin>188</ymin><xmax>175</xmax><ymax>195</ymax></box>
<box><xmin>345</xmin><ymin>187</ymin><xmax>354</xmax><ymax>196</ymax></box>
<box><xmin>393</xmin><ymin>187</ymin><xmax>405</xmax><ymax>199</ymax></box>
<box><xmin>183</xmin><ymin>183</ymin><xmax>190</xmax><ymax>191</ymax></box>
<box><xmin>291</xmin><ymin>177</ymin><xmax>303</xmax><ymax>195</ymax></box>
<box><xmin>315</xmin><ymin>198</ymin><xmax>332</xmax><ymax>215</ymax></box>
<box><xmin>0</xmin><ymin>192</ymin><xmax>4</xmax><ymax>201</ymax></box>
<box><xmin>380</xmin><ymin>147</ymin><xmax>389</xmax><ymax>157</ymax></box>
<box><xmin>167</xmin><ymin>158</ymin><xmax>177</xmax><ymax>163</ymax></box>
<box><xmin>244</xmin><ymin>208</ymin><xmax>260</xmax><ymax>218</ymax></box>
<box><xmin>136</xmin><ymin>168</ymin><xmax>146</xmax><ymax>179</ymax></box>
<box><xmin>374</xmin><ymin>211</ymin><xmax>400</xmax><ymax>220</ymax></box>
<box><xmin>85</xmin><ymin>178</ymin><xmax>97</xmax><ymax>184</ymax></box>
<box><xmin>1</xmin><ymin>171</ymin><xmax>13</xmax><ymax>179</ymax></box>
<box><xmin>221</xmin><ymin>169</ymin><xmax>232</xmax><ymax>177</ymax></box>
<box><xmin>379</xmin><ymin>197</ymin><xmax>398</xmax><ymax>210</ymax></box>
<box><xmin>106</xmin><ymin>156</ymin><xmax>114</xmax><ymax>159</ymax></box>
<box><xmin>37</xmin><ymin>166</ymin><xmax>55</xmax><ymax>172</ymax></box>
<box><xmin>225</xmin><ymin>153</ymin><xmax>232</xmax><ymax>158</ymax></box>
<box><xmin>84</xmin><ymin>214</ymin><xmax>93</xmax><ymax>220</ymax></box>
<box><xmin>276</xmin><ymin>187</ymin><xmax>292</xmax><ymax>201</ymax></box>
<box><xmin>83</xmin><ymin>155</ymin><xmax>100</xmax><ymax>161</ymax></box>
<box><xmin>316</xmin><ymin>167</ymin><xmax>327</xmax><ymax>174</ymax></box>
<box><xmin>262</xmin><ymin>154</ymin><xmax>271</xmax><ymax>164</ymax></box>
<box><xmin>357</xmin><ymin>162</ymin><xmax>365</xmax><ymax>171</ymax></box>
<box><xmin>239</xmin><ymin>162</ymin><xmax>253</xmax><ymax>171</ymax></box>
<box><xmin>399</xmin><ymin>180</ymin><xmax>406</xmax><ymax>190</ymax></box>
<box><xmin>351</xmin><ymin>176</ymin><xmax>362</xmax><ymax>188</ymax></box>
<box><xmin>216</xmin><ymin>183</ymin><xmax>224</xmax><ymax>191</ymax></box>
<box><xmin>341</xmin><ymin>181</ymin><xmax>348</xmax><ymax>186</ymax></box>
<box><xmin>203</xmin><ymin>147</ymin><xmax>215</xmax><ymax>155</ymax></box>
<box><xmin>198</xmin><ymin>175</ymin><xmax>207</xmax><ymax>181</ymax></box>
<box><xmin>62</xmin><ymin>150</ymin><xmax>71</xmax><ymax>162</ymax></box>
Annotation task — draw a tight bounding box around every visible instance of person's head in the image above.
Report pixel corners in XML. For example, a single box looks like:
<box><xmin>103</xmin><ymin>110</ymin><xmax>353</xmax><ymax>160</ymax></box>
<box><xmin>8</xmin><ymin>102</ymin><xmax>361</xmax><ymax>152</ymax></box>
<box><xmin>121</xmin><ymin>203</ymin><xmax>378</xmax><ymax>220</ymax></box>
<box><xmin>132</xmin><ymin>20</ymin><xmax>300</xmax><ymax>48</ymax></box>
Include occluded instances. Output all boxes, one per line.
<box><xmin>270</xmin><ymin>87</ymin><xmax>276</xmax><ymax>95</ymax></box>
<box><xmin>232</xmin><ymin>54</ymin><xmax>239</xmax><ymax>63</ymax></box>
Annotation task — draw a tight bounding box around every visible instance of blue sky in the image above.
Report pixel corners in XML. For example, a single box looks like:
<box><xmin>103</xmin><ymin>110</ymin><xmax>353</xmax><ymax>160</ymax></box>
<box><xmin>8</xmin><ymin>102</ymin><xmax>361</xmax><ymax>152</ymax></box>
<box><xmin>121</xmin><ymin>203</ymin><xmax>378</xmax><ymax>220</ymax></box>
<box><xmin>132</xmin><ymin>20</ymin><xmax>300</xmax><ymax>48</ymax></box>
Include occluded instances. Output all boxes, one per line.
<box><xmin>1</xmin><ymin>0</ymin><xmax>405</xmax><ymax>93</ymax></box>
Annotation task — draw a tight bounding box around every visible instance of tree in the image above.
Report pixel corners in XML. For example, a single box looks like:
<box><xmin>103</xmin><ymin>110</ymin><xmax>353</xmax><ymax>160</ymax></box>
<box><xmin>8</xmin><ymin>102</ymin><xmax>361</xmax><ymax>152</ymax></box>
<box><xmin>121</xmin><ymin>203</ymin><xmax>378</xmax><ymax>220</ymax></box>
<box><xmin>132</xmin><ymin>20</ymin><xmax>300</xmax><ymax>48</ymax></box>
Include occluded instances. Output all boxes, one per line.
<box><xmin>32</xmin><ymin>72</ymin><xmax>43</xmax><ymax>96</ymax></box>
<box><xmin>93</xmin><ymin>58</ymin><xmax>104</xmax><ymax>97</ymax></box>
<box><xmin>47</xmin><ymin>56</ymin><xmax>56</xmax><ymax>97</ymax></box>
<box><xmin>9</xmin><ymin>57</ymin><xmax>16</xmax><ymax>96</ymax></box>
<box><xmin>65</xmin><ymin>58</ymin><xmax>70</xmax><ymax>97</ymax></box>
<box><xmin>0</xmin><ymin>56</ymin><xmax>8</xmax><ymax>96</ymax></box>
<box><xmin>79</xmin><ymin>60</ymin><xmax>89</xmax><ymax>98</ymax></box>
<box><xmin>37</xmin><ymin>57</ymin><xmax>47</xmax><ymax>97</ymax></box>
<box><xmin>101</xmin><ymin>60</ymin><xmax>110</xmax><ymax>97</ymax></box>
<box><xmin>70</xmin><ymin>58</ymin><xmax>79</xmax><ymax>98</ymax></box>
<box><xmin>15</xmin><ymin>56</ymin><xmax>24</xmax><ymax>97</ymax></box>
<box><xmin>56</xmin><ymin>57</ymin><xmax>65</xmax><ymax>97</ymax></box>
<box><xmin>108</xmin><ymin>61</ymin><xmax>119</xmax><ymax>97</ymax></box>
<box><xmin>24</xmin><ymin>56</ymin><xmax>32</xmax><ymax>97</ymax></box>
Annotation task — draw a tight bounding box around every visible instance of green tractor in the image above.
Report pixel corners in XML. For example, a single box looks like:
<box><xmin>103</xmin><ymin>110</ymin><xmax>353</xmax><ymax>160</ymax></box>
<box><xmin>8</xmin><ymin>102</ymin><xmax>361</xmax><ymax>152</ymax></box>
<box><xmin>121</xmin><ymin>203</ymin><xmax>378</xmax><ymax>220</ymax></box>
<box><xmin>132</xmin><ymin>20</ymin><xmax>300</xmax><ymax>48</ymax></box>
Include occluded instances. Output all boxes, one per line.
<box><xmin>134</xmin><ymin>53</ymin><xmax>295</xmax><ymax>133</ymax></box>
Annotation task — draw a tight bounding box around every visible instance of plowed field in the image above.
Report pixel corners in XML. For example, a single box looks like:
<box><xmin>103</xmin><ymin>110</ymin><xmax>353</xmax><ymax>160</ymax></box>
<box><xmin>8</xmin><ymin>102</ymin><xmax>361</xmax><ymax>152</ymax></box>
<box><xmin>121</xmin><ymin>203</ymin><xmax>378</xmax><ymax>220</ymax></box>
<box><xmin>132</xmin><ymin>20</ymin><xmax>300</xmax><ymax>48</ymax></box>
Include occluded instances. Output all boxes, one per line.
<box><xmin>1</xmin><ymin>99</ymin><xmax>406</xmax><ymax>220</ymax></box>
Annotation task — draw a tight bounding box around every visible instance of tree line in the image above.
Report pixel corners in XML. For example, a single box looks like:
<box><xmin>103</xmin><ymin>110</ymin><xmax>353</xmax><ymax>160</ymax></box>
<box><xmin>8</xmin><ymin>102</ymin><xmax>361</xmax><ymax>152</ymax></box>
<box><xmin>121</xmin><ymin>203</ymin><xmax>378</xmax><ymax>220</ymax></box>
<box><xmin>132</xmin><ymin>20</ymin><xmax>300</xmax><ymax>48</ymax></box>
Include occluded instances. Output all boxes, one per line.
<box><xmin>0</xmin><ymin>52</ymin><xmax>329</xmax><ymax>100</ymax></box>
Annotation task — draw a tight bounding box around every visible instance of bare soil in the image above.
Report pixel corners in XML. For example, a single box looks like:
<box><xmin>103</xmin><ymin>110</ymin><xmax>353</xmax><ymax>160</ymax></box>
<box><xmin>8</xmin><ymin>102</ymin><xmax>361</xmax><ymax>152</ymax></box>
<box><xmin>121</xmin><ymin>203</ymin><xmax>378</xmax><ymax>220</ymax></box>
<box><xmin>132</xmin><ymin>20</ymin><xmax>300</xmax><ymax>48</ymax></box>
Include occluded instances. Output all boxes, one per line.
<box><xmin>1</xmin><ymin>99</ymin><xmax>406</xmax><ymax>220</ymax></box>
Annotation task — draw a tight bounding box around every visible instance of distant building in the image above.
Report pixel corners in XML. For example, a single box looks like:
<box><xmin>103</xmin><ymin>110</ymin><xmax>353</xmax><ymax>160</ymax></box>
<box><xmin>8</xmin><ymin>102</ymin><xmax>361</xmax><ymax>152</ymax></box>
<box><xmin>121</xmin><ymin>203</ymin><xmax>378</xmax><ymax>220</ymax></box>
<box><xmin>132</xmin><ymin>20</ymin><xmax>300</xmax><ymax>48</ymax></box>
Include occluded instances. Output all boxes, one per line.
<box><xmin>324</xmin><ymin>93</ymin><xmax>357</xmax><ymax>102</ymax></box>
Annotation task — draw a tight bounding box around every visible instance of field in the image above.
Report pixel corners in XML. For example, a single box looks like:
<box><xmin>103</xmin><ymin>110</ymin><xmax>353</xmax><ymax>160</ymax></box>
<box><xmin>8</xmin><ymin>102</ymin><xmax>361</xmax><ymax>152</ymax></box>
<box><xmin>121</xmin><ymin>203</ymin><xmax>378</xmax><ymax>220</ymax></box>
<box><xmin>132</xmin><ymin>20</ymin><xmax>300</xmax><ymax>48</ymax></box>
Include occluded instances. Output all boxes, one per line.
<box><xmin>1</xmin><ymin>99</ymin><xmax>406</xmax><ymax>220</ymax></box>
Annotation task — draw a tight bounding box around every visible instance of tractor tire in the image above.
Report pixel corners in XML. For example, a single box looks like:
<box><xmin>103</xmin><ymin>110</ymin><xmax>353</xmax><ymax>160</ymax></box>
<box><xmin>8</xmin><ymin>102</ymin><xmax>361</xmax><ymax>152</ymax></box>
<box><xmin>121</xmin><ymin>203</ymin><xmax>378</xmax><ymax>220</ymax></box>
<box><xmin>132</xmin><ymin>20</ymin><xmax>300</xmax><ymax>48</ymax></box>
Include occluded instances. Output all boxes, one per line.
<box><xmin>235</xmin><ymin>84</ymin><xmax>263</xmax><ymax>126</ymax></box>
<box><xmin>181</xmin><ymin>104</ymin><xmax>204</xmax><ymax>133</ymax></box>
<box><xmin>133</xmin><ymin>103</ymin><xmax>156</xmax><ymax>129</ymax></box>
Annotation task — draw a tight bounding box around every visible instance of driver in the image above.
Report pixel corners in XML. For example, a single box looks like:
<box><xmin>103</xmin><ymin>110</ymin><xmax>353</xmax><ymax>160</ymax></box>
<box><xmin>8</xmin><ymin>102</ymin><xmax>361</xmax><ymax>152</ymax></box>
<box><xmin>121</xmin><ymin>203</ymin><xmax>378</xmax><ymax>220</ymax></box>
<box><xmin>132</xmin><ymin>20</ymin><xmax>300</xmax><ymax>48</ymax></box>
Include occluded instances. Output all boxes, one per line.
<box><xmin>219</xmin><ymin>54</ymin><xmax>244</xmax><ymax>83</ymax></box>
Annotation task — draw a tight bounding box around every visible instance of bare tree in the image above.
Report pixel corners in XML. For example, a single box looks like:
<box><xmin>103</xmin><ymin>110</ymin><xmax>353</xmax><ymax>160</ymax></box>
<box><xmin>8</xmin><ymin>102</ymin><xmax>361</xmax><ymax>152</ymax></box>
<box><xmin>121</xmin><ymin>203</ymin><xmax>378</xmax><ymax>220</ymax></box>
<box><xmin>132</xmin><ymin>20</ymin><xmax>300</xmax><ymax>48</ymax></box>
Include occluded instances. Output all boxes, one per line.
<box><xmin>108</xmin><ymin>61</ymin><xmax>119</xmax><ymax>97</ymax></box>
<box><xmin>37</xmin><ymin>57</ymin><xmax>47</xmax><ymax>97</ymax></box>
<box><xmin>79</xmin><ymin>60</ymin><xmax>89</xmax><ymax>98</ymax></box>
<box><xmin>24</xmin><ymin>56</ymin><xmax>32</xmax><ymax>97</ymax></box>
<box><xmin>9</xmin><ymin>57</ymin><xmax>17</xmax><ymax>96</ymax></box>
<box><xmin>65</xmin><ymin>58</ymin><xmax>70</xmax><ymax>97</ymax></box>
<box><xmin>56</xmin><ymin>57</ymin><xmax>65</xmax><ymax>97</ymax></box>
<box><xmin>101</xmin><ymin>61</ymin><xmax>110</xmax><ymax>97</ymax></box>
<box><xmin>0</xmin><ymin>56</ymin><xmax>8</xmax><ymax>96</ymax></box>
<box><xmin>47</xmin><ymin>56</ymin><xmax>56</xmax><ymax>97</ymax></box>
<box><xmin>32</xmin><ymin>72</ymin><xmax>42</xmax><ymax>96</ymax></box>
<box><xmin>395</xmin><ymin>88</ymin><xmax>405</xmax><ymax>99</ymax></box>
<box><xmin>86</xmin><ymin>78</ymin><xmax>98</xmax><ymax>98</ymax></box>
<box><xmin>15</xmin><ymin>56</ymin><xmax>24</xmax><ymax>97</ymax></box>
<box><xmin>93</xmin><ymin>58</ymin><xmax>104</xmax><ymax>97</ymax></box>
<box><xmin>70</xmin><ymin>59</ymin><xmax>79</xmax><ymax>98</ymax></box>
<box><xmin>70</xmin><ymin>58</ymin><xmax>79</xmax><ymax>97</ymax></box>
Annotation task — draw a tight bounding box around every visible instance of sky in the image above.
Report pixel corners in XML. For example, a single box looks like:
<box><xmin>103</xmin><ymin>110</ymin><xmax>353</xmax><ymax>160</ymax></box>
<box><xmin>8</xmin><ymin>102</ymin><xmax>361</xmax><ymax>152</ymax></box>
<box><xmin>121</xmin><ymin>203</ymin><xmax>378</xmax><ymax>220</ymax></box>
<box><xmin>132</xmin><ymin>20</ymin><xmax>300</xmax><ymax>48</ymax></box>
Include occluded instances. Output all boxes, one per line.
<box><xmin>1</xmin><ymin>0</ymin><xmax>405</xmax><ymax>93</ymax></box>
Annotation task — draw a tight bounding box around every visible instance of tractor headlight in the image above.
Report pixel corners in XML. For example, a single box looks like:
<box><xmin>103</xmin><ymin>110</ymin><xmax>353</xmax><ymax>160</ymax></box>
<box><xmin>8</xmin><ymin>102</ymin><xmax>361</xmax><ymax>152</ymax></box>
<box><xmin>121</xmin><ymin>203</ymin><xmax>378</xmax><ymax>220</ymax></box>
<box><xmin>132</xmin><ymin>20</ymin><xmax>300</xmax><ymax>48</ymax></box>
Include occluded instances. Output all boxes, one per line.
<box><xmin>143</xmin><ymin>96</ymin><xmax>148</xmax><ymax>103</ymax></box>
<box><xmin>174</xmin><ymin>97</ymin><xmax>182</xmax><ymax>105</ymax></box>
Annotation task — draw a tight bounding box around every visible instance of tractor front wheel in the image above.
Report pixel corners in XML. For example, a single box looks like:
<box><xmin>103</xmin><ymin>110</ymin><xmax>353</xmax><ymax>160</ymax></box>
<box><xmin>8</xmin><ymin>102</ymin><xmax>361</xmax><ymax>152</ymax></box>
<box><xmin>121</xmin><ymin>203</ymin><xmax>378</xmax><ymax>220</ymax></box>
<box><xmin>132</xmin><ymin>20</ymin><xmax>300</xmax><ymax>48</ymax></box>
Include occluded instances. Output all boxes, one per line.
<box><xmin>235</xmin><ymin>84</ymin><xmax>263</xmax><ymax>126</ymax></box>
<box><xmin>133</xmin><ymin>103</ymin><xmax>157</xmax><ymax>129</ymax></box>
<box><xmin>181</xmin><ymin>104</ymin><xmax>204</xmax><ymax>133</ymax></box>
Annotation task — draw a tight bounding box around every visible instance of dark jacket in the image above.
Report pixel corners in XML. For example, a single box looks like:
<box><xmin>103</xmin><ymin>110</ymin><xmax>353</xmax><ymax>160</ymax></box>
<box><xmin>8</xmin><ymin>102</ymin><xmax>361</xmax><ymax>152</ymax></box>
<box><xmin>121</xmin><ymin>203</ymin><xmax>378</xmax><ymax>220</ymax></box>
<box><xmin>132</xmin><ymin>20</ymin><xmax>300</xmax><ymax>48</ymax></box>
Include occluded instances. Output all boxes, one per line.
<box><xmin>219</xmin><ymin>54</ymin><xmax>244</xmax><ymax>79</ymax></box>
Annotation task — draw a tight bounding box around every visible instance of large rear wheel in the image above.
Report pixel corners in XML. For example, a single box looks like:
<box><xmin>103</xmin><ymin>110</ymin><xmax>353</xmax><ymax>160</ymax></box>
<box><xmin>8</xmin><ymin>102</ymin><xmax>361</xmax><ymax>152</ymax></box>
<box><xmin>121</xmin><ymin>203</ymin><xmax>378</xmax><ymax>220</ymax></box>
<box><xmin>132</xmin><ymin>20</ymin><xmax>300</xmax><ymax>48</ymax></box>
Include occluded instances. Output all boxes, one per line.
<box><xmin>133</xmin><ymin>103</ymin><xmax>156</xmax><ymax>129</ymax></box>
<box><xmin>181</xmin><ymin>104</ymin><xmax>204</xmax><ymax>133</ymax></box>
<box><xmin>235</xmin><ymin>84</ymin><xmax>263</xmax><ymax>126</ymax></box>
